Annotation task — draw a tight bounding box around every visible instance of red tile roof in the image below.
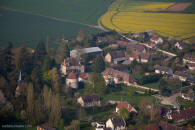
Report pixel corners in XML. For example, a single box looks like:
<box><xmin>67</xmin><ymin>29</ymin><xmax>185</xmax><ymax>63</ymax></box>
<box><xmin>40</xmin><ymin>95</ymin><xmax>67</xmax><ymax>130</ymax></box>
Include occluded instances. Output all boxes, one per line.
<box><xmin>79</xmin><ymin>73</ymin><xmax>88</xmax><ymax>79</ymax></box>
<box><xmin>116</xmin><ymin>101</ymin><xmax>134</xmax><ymax>112</ymax></box>
<box><xmin>171</xmin><ymin>107</ymin><xmax>195</xmax><ymax>122</ymax></box>
<box><xmin>67</xmin><ymin>72</ymin><xmax>77</xmax><ymax>79</ymax></box>
<box><xmin>150</xmin><ymin>35</ymin><xmax>160</xmax><ymax>41</ymax></box>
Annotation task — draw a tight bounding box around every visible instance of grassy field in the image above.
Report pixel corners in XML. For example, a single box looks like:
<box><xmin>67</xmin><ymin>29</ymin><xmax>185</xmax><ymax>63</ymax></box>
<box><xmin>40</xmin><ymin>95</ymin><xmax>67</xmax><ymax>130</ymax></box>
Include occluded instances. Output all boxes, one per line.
<box><xmin>101</xmin><ymin>0</ymin><xmax>195</xmax><ymax>40</ymax></box>
<box><xmin>0</xmin><ymin>9</ymin><xmax>101</xmax><ymax>48</ymax></box>
<box><xmin>102</xmin><ymin>85</ymin><xmax>157</xmax><ymax>107</ymax></box>
<box><xmin>0</xmin><ymin>0</ymin><xmax>113</xmax><ymax>25</ymax></box>
<box><xmin>0</xmin><ymin>0</ymin><xmax>113</xmax><ymax>48</ymax></box>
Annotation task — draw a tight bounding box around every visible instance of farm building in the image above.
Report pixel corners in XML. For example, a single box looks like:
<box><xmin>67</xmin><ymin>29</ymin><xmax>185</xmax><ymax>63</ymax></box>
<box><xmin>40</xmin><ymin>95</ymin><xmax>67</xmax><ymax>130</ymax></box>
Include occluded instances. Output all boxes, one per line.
<box><xmin>70</xmin><ymin>47</ymin><xmax>103</xmax><ymax>58</ymax></box>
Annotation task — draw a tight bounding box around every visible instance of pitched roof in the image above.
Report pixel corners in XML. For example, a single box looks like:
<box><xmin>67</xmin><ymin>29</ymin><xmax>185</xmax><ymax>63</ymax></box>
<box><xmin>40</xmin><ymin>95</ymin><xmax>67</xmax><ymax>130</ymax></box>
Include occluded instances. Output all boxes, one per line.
<box><xmin>109</xmin><ymin>51</ymin><xmax>125</xmax><ymax>59</ymax></box>
<box><xmin>81</xmin><ymin>95</ymin><xmax>100</xmax><ymax>103</ymax></box>
<box><xmin>154</xmin><ymin>65</ymin><xmax>171</xmax><ymax>72</ymax></box>
<box><xmin>171</xmin><ymin>107</ymin><xmax>195</xmax><ymax>122</ymax></box>
<box><xmin>64</xmin><ymin>57</ymin><xmax>81</xmax><ymax>66</ymax></box>
<box><xmin>101</xmin><ymin>68</ymin><xmax>136</xmax><ymax>83</ymax></box>
<box><xmin>112</xmin><ymin>65</ymin><xmax>128</xmax><ymax>72</ymax></box>
<box><xmin>174</xmin><ymin>71</ymin><xmax>193</xmax><ymax>78</ymax></box>
<box><xmin>128</xmin><ymin>52</ymin><xmax>151</xmax><ymax>60</ymax></box>
<box><xmin>111</xmin><ymin>117</ymin><xmax>126</xmax><ymax>128</ymax></box>
<box><xmin>79</xmin><ymin>73</ymin><xmax>88</xmax><ymax>79</ymax></box>
<box><xmin>184</xmin><ymin>54</ymin><xmax>195</xmax><ymax>62</ymax></box>
<box><xmin>77</xmin><ymin>47</ymin><xmax>103</xmax><ymax>54</ymax></box>
<box><xmin>116</xmin><ymin>101</ymin><xmax>135</xmax><ymax>112</ymax></box>
<box><xmin>150</xmin><ymin>35</ymin><xmax>161</xmax><ymax>41</ymax></box>
<box><xmin>67</xmin><ymin>72</ymin><xmax>77</xmax><ymax>79</ymax></box>
<box><xmin>127</xmin><ymin>44</ymin><xmax>146</xmax><ymax>52</ymax></box>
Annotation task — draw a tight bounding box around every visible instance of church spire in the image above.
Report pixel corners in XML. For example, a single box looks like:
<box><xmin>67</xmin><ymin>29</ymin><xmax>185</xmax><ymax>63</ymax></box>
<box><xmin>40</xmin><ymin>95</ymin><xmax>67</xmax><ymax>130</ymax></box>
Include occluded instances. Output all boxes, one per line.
<box><xmin>18</xmin><ymin>71</ymin><xmax>22</xmax><ymax>84</ymax></box>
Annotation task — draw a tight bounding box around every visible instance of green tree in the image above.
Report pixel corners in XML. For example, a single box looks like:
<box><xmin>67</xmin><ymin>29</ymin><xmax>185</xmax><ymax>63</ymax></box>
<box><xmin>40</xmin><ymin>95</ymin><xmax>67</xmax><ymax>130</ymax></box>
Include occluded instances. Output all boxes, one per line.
<box><xmin>90</xmin><ymin>72</ymin><xmax>107</xmax><ymax>96</ymax></box>
<box><xmin>16</xmin><ymin>45</ymin><xmax>32</xmax><ymax>75</ymax></box>
<box><xmin>76</xmin><ymin>29</ymin><xmax>85</xmax><ymax>42</ymax></box>
<box><xmin>158</xmin><ymin>79</ymin><xmax>171</xmax><ymax>96</ymax></box>
<box><xmin>59</xmin><ymin>118</ymin><xmax>64</xmax><ymax>129</ymax></box>
<box><xmin>0</xmin><ymin>42</ymin><xmax>14</xmax><ymax>77</ymax></box>
<box><xmin>49</xmin><ymin>94</ymin><xmax>61</xmax><ymax>127</ymax></box>
<box><xmin>55</xmin><ymin>43</ymin><xmax>70</xmax><ymax>64</ymax></box>
<box><xmin>42</xmin><ymin>55</ymin><xmax>52</xmax><ymax>72</ymax></box>
<box><xmin>92</xmin><ymin>55</ymin><xmax>105</xmax><ymax>73</ymax></box>
<box><xmin>46</xmin><ymin>36</ymin><xmax>50</xmax><ymax>55</ymax></box>
<box><xmin>34</xmin><ymin>41</ymin><xmax>46</xmax><ymax>65</ymax></box>
<box><xmin>119</xmin><ymin>108</ymin><xmax>130</xmax><ymax>121</ymax></box>
<box><xmin>48</xmin><ymin>67</ymin><xmax>61</xmax><ymax>93</ymax></box>
<box><xmin>26</xmin><ymin>83</ymin><xmax>35</xmax><ymax>124</ymax></box>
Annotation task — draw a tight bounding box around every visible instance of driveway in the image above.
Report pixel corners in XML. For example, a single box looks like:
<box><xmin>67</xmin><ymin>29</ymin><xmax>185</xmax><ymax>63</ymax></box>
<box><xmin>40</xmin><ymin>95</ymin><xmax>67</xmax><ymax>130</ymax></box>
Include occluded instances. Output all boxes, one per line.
<box><xmin>156</xmin><ymin>93</ymin><xmax>181</xmax><ymax>109</ymax></box>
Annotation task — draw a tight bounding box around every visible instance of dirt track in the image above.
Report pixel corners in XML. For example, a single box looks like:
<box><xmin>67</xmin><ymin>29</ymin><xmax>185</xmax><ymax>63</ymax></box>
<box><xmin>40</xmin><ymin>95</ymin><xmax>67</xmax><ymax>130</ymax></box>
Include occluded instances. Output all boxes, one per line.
<box><xmin>167</xmin><ymin>2</ymin><xmax>192</xmax><ymax>12</ymax></box>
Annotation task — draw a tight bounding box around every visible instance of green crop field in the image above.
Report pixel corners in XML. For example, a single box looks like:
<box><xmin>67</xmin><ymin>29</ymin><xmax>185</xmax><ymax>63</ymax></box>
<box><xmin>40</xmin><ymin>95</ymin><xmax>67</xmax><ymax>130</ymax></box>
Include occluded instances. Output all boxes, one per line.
<box><xmin>101</xmin><ymin>0</ymin><xmax>195</xmax><ymax>40</ymax></box>
<box><xmin>0</xmin><ymin>0</ymin><xmax>113</xmax><ymax>48</ymax></box>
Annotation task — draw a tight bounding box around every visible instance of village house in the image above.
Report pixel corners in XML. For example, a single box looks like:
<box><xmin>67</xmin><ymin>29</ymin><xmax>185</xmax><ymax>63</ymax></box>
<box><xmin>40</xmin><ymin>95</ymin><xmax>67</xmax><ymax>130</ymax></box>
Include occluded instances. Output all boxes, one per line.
<box><xmin>188</xmin><ymin>63</ymin><xmax>195</xmax><ymax>71</ymax></box>
<box><xmin>112</xmin><ymin>65</ymin><xmax>129</xmax><ymax>73</ymax></box>
<box><xmin>66</xmin><ymin>72</ymin><xmax>89</xmax><ymax>89</ymax></box>
<box><xmin>78</xmin><ymin>73</ymin><xmax>89</xmax><ymax>82</ymax></box>
<box><xmin>126</xmin><ymin>43</ymin><xmax>146</xmax><ymax>53</ymax></box>
<box><xmin>97</xmin><ymin>36</ymin><xmax>107</xmax><ymax>43</ymax></box>
<box><xmin>174</xmin><ymin>42</ymin><xmax>186</xmax><ymax>50</ymax></box>
<box><xmin>127</xmin><ymin>52</ymin><xmax>152</xmax><ymax>63</ymax></box>
<box><xmin>173</xmin><ymin>71</ymin><xmax>193</xmax><ymax>81</ymax></box>
<box><xmin>150</xmin><ymin>35</ymin><xmax>163</xmax><ymax>45</ymax></box>
<box><xmin>70</xmin><ymin>47</ymin><xmax>103</xmax><ymax>58</ymax></box>
<box><xmin>183</xmin><ymin>54</ymin><xmax>195</xmax><ymax>64</ymax></box>
<box><xmin>60</xmin><ymin>57</ymin><xmax>84</xmax><ymax>76</ymax></box>
<box><xmin>101</xmin><ymin>68</ymin><xmax>136</xmax><ymax>86</ymax></box>
<box><xmin>166</xmin><ymin>107</ymin><xmax>195</xmax><ymax>122</ymax></box>
<box><xmin>106</xmin><ymin>117</ymin><xmax>126</xmax><ymax>130</ymax></box>
<box><xmin>154</xmin><ymin>65</ymin><xmax>173</xmax><ymax>75</ymax></box>
<box><xmin>105</xmin><ymin>51</ymin><xmax>127</xmax><ymax>64</ymax></box>
<box><xmin>181</xmin><ymin>93</ymin><xmax>194</xmax><ymax>101</ymax></box>
<box><xmin>66</xmin><ymin>72</ymin><xmax>78</xmax><ymax>89</ymax></box>
<box><xmin>77</xmin><ymin>95</ymin><xmax>101</xmax><ymax>107</ymax></box>
<box><xmin>116</xmin><ymin>101</ymin><xmax>137</xmax><ymax>113</ymax></box>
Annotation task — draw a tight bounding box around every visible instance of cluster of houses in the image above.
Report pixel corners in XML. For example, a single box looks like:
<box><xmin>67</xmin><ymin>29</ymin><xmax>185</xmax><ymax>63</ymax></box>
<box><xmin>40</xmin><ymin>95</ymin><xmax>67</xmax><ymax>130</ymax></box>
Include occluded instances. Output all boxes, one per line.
<box><xmin>56</xmin><ymin>31</ymin><xmax>195</xmax><ymax>129</ymax></box>
<box><xmin>77</xmin><ymin>94</ymin><xmax>137</xmax><ymax>130</ymax></box>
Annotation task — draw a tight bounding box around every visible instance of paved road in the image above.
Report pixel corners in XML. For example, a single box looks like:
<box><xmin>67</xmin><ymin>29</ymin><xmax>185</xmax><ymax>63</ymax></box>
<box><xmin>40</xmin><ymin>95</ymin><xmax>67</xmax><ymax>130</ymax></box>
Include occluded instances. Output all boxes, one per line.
<box><xmin>156</xmin><ymin>93</ymin><xmax>181</xmax><ymax>109</ymax></box>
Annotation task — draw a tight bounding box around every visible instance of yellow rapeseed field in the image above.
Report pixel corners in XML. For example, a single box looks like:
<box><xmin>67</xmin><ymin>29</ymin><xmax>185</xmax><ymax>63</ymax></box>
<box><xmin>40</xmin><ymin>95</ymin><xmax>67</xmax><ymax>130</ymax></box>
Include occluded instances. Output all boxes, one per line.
<box><xmin>101</xmin><ymin>0</ymin><xmax>195</xmax><ymax>40</ymax></box>
<box><xmin>130</xmin><ymin>2</ymin><xmax>175</xmax><ymax>11</ymax></box>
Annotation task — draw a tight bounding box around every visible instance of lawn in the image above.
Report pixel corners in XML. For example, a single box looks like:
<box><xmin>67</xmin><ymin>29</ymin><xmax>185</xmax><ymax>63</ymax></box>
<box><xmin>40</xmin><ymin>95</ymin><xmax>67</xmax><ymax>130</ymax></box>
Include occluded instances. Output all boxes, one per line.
<box><xmin>101</xmin><ymin>0</ymin><xmax>195</xmax><ymax>40</ymax></box>
<box><xmin>177</xmin><ymin>96</ymin><xmax>195</xmax><ymax>109</ymax></box>
<box><xmin>102</xmin><ymin>85</ymin><xmax>157</xmax><ymax>107</ymax></box>
<box><xmin>144</xmin><ymin>81</ymin><xmax>181</xmax><ymax>90</ymax></box>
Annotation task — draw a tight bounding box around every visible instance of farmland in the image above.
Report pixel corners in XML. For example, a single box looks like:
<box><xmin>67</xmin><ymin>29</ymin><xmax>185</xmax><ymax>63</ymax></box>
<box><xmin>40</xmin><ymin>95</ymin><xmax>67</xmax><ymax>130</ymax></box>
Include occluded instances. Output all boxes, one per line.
<box><xmin>100</xmin><ymin>0</ymin><xmax>195</xmax><ymax>40</ymax></box>
<box><xmin>0</xmin><ymin>0</ymin><xmax>113</xmax><ymax>48</ymax></box>
<box><xmin>0</xmin><ymin>9</ymin><xmax>100</xmax><ymax>48</ymax></box>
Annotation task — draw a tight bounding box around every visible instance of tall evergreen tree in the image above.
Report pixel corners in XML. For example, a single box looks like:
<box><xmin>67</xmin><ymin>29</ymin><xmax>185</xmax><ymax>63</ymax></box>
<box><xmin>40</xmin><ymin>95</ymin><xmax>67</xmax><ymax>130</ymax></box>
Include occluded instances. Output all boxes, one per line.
<box><xmin>55</xmin><ymin>43</ymin><xmax>70</xmax><ymax>64</ymax></box>
<box><xmin>46</xmin><ymin>36</ymin><xmax>50</xmax><ymax>55</ymax></box>
<box><xmin>0</xmin><ymin>42</ymin><xmax>14</xmax><ymax>77</ymax></box>
<box><xmin>34</xmin><ymin>41</ymin><xmax>46</xmax><ymax>65</ymax></box>
<box><xmin>49</xmin><ymin>94</ymin><xmax>61</xmax><ymax>127</ymax></box>
<box><xmin>16</xmin><ymin>45</ymin><xmax>32</xmax><ymax>75</ymax></box>
<box><xmin>92</xmin><ymin>55</ymin><xmax>105</xmax><ymax>73</ymax></box>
